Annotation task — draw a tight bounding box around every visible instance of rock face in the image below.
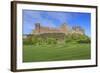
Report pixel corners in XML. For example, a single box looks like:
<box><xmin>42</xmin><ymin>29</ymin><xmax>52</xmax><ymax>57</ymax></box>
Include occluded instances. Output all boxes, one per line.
<box><xmin>32</xmin><ymin>23</ymin><xmax>84</xmax><ymax>35</ymax></box>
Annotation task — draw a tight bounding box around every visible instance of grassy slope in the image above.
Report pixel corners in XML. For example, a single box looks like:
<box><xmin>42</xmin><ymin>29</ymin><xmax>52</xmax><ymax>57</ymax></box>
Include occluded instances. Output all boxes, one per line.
<box><xmin>23</xmin><ymin>43</ymin><xmax>91</xmax><ymax>62</ymax></box>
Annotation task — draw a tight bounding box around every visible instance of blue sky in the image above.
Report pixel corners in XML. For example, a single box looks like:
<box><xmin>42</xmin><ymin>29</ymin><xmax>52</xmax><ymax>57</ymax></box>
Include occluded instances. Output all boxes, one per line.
<box><xmin>22</xmin><ymin>10</ymin><xmax>91</xmax><ymax>37</ymax></box>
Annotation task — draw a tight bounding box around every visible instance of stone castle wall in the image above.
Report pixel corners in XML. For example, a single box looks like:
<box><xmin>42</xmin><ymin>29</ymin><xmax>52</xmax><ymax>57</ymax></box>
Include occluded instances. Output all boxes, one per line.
<box><xmin>32</xmin><ymin>23</ymin><xmax>84</xmax><ymax>35</ymax></box>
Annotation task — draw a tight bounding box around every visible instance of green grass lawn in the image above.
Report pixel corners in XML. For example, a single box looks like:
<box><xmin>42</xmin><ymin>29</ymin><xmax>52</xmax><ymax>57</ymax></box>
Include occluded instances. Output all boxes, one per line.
<box><xmin>23</xmin><ymin>43</ymin><xmax>91</xmax><ymax>62</ymax></box>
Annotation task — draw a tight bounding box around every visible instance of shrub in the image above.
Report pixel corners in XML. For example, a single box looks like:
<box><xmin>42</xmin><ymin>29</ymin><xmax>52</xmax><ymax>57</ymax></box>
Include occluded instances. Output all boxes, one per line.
<box><xmin>64</xmin><ymin>34</ymin><xmax>90</xmax><ymax>44</ymax></box>
<box><xmin>46</xmin><ymin>38</ymin><xmax>57</xmax><ymax>45</ymax></box>
<box><xmin>77</xmin><ymin>37</ymin><xmax>90</xmax><ymax>43</ymax></box>
<box><xmin>31</xmin><ymin>37</ymin><xmax>38</xmax><ymax>45</ymax></box>
<box><xmin>23</xmin><ymin>38</ymin><xmax>33</xmax><ymax>45</ymax></box>
<box><xmin>37</xmin><ymin>38</ymin><xmax>44</xmax><ymax>45</ymax></box>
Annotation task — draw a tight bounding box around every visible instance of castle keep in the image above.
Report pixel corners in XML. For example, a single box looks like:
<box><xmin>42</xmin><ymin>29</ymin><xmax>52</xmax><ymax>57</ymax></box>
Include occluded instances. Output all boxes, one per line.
<box><xmin>32</xmin><ymin>23</ymin><xmax>84</xmax><ymax>35</ymax></box>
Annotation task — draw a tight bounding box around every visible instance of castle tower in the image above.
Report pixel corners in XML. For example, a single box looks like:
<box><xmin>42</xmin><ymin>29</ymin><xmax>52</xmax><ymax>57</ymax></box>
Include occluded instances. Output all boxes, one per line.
<box><xmin>60</xmin><ymin>23</ymin><xmax>69</xmax><ymax>35</ymax></box>
<box><xmin>35</xmin><ymin>23</ymin><xmax>40</xmax><ymax>33</ymax></box>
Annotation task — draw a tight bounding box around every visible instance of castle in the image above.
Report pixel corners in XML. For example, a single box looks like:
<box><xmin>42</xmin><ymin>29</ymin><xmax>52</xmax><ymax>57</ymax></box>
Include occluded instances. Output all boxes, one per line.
<box><xmin>32</xmin><ymin>23</ymin><xmax>84</xmax><ymax>35</ymax></box>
